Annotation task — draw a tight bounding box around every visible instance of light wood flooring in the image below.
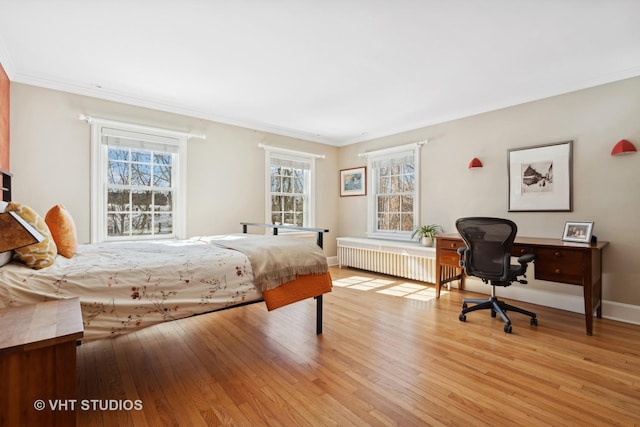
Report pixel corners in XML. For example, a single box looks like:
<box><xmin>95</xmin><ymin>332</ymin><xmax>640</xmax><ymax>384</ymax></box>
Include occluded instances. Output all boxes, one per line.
<box><xmin>76</xmin><ymin>266</ymin><xmax>640</xmax><ymax>426</ymax></box>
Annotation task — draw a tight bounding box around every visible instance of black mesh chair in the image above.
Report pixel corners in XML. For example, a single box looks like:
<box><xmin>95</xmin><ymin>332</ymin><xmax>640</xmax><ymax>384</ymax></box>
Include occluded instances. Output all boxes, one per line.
<box><xmin>456</xmin><ymin>217</ymin><xmax>537</xmax><ymax>333</ymax></box>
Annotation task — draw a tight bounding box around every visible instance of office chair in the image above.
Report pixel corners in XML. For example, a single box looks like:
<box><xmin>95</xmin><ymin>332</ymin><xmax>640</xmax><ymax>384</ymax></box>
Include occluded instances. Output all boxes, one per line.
<box><xmin>455</xmin><ymin>217</ymin><xmax>537</xmax><ymax>333</ymax></box>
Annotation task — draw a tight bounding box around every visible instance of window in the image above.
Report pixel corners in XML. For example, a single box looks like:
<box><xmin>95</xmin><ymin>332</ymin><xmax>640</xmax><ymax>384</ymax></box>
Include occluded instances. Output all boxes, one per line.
<box><xmin>88</xmin><ymin>118</ymin><xmax>189</xmax><ymax>243</ymax></box>
<box><xmin>105</xmin><ymin>143</ymin><xmax>174</xmax><ymax>238</ymax></box>
<box><xmin>263</xmin><ymin>145</ymin><xmax>323</xmax><ymax>228</ymax></box>
<box><xmin>365</xmin><ymin>142</ymin><xmax>422</xmax><ymax>240</ymax></box>
<box><xmin>270</xmin><ymin>156</ymin><xmax>309</xmax><ymax>226</ymax></box>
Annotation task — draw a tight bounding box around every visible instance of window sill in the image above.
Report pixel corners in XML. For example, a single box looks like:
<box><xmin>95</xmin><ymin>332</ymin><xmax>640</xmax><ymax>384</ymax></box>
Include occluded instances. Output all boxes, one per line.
<box><xmin>365</xmin><ymin>232</ymin><xmax>412</xmax><ymax>242</ymax></box>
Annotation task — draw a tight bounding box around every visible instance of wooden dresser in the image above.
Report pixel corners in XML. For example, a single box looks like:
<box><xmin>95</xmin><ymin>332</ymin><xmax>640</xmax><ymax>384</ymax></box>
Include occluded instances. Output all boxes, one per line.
<box><xmin>0</xmin><ymin>298</ymin><xmax>84</xmax><ymax>426</ymax></box>
<box><xmin>435</xmin><ymin>234</ymin><xmax>608</xmax><ymax>335</ymax></box>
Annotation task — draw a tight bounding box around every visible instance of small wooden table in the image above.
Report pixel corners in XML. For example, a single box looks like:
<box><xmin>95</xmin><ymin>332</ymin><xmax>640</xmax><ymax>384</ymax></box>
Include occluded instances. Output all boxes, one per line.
<box><xmin>0</xmin><ymin>298</ymin><xmax>84</xmax><ymax>426</ymax></box>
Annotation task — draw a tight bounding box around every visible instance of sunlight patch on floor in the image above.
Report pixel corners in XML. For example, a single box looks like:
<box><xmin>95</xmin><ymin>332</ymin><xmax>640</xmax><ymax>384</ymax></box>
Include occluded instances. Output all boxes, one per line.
<box><xmin>332</xmin><ymin>276</ymin><xmax>372</xmax><ymax>286</ymax></box>
<box><xmin>333</xmin><ymin>275</ymin><xmax>448</xmax><ymax>300</ymax></box>
<box><xmin>377</xmin><ymin>282</ymin><xmax>439</xmax><ymax>301</ymax></box>
<box><xmin>332</xmin><ymin>276</ymin><xmax>394</xmax><ymax>290</ymax></box>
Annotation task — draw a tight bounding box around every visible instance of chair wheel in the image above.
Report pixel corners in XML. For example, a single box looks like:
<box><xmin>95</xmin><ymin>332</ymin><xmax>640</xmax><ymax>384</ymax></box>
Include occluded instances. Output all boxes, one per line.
<box><xmin>504</xmin><ymin>324</ymin><xmax>512</xmax><ymax>333</ymax></box>
<box><xmin>491</xmin><ymin>310</ymin><xmax>497</xmax><ymax>318</ymax></box>
<box><xmin>531</xmin><ymin>317</ymin><xmax>538</xmax><ymax>326</ymax></box>
<box><xmin>459</xmin><ymin>313</ymin><xmax>466</xmax><ymax>322</ymax></box>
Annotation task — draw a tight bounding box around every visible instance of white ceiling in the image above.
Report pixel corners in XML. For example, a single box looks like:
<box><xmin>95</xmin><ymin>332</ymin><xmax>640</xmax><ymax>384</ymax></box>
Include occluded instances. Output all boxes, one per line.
<box><xmin>1</xmin><ymin>0</ymin><xmax>640</xmax><ymax>146</ymax></box>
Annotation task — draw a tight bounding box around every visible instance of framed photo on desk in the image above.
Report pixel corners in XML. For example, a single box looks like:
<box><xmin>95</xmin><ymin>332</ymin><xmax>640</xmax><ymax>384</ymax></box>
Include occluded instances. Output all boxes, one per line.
<box><xmin>562</xmin><ymin>221</ymin><xmax>594</xmax><ymax>243</ymax></box>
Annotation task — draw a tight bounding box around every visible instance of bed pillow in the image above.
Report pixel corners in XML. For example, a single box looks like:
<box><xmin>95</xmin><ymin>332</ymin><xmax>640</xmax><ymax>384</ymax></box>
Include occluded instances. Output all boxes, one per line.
<box><xmin>45</xmin><ymin>204</ymin><xmax>78</xmax><ymax>258</ymax></box>
<box><xmin>6</xmin><ymin>202</ymin><xmax>57</xmax><ymax>269</ymax></box>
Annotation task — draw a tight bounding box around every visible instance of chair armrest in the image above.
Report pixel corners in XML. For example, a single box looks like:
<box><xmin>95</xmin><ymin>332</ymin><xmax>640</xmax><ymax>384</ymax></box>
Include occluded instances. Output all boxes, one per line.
<box><xmin>457</xmin><ymin>246</ymin><xmax>467</xmax><ymax>268</ymax></box>
<box><xmin>517</xmin><ymin>253</ymin><xmax>535</xmax><ymax>265</ymax></box>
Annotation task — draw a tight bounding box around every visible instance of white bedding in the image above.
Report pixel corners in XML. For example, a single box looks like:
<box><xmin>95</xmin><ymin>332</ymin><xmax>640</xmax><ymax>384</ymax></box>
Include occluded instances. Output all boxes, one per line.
<box><xmin>0</xmin><ymin>237</ymin><xmax>263</xmax><ymax>342</ymax></box>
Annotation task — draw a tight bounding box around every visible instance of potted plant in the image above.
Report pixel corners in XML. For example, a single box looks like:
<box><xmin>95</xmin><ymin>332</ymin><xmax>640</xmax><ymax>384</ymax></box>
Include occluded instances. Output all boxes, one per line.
<box><xmin>411</xmin><ymin>224</ymin><xmax>444</xmax><ymax>247</ymax></box>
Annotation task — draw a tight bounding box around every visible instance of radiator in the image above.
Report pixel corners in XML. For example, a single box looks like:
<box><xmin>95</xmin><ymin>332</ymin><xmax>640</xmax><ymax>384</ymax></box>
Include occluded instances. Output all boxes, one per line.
<box><xmin>337</xmin><ymin>238</ymin><xmax>437</xmax><ymax>283</ymax></box>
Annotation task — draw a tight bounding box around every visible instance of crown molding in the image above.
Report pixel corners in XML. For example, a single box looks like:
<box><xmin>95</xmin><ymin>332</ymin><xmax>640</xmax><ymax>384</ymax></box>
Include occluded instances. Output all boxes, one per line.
<box><xmin>8</xmin><ymin>65</ymin><xmax>640</xmax><ymax>148</ymax></box>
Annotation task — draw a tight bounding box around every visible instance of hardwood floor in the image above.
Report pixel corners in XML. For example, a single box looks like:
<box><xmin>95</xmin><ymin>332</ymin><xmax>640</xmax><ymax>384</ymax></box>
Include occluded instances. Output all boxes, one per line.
<box><xmin>76</xmin><ymin>266</ymin><xmax>640</xmax><ymax>426</ymax></box>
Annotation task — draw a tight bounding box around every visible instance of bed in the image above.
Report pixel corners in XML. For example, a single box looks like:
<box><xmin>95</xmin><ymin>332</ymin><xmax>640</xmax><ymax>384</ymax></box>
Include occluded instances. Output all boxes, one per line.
<box><xmin>0</xmin><ymin>169</ymin><xmax>332</xmax><ymax>342</ymax></box>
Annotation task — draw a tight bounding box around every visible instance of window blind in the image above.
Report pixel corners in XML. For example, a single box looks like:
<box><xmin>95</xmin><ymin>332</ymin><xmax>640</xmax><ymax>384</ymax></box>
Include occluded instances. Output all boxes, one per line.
<box><xmin>371</xmin><ymin>150</ymin><xmax>415</xmax><ymax>169</ymax></box>
<box><xmin>271</xmin><ymin>154</ymin><xmax>312</xmax><ymax>170</ymax></box>
<box><xmin>101</xmin><ymin>127</ymin><xmax>180</xmax><ymax>154</ymax></box>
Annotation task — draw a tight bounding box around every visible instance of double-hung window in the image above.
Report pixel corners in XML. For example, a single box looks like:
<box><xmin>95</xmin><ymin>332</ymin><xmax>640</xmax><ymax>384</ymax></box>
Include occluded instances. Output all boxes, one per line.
<box><xmin>365</xmin><ymin>142</ymin><xmax>422</xmax><ymax>240</ymax></box>
<box><xmin>89</xmin><ymin>118</ymin><xmax>188</xmax><ymax>243</ymax></box>
<box><xmin>263</xmin><ymin>145</ymin><xmax>322</xmax><ymax>227</ymax></box>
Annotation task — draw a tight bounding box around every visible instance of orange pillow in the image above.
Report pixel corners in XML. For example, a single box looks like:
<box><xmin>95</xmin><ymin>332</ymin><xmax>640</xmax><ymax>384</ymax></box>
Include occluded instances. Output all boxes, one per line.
<box><xmin>45</xmin><ymin>205</ymin><xmax>78</xmax><ymax>258</ymax></box>
<box><xmin>6</xmin><ymin>202</ymin><xmax>57</xmax><ymax>269</ymax></box>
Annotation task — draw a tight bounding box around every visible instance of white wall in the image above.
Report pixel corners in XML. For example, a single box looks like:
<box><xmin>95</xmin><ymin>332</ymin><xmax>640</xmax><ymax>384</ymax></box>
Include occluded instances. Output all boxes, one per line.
<box><xmin>9</xmin><ymin>83</ymin><xmax>340</xmax><ymax>256</ymax></box>
<box><xmin>338</xmin><ymin>76</ymin><xmax>640</xmax><ymax>307</ymax></box>
<box><xmin>10</xmin><ymin>76</ymin><xmax>640</xmax><ymax>312</ymax></box>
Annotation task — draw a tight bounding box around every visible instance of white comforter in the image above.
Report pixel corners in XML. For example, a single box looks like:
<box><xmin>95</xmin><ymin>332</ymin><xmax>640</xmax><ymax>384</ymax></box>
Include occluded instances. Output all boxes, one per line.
<box><xmin>0</xmin><ymin>237</ymin><xmax>262</xmax><ymax>342</ymax></box>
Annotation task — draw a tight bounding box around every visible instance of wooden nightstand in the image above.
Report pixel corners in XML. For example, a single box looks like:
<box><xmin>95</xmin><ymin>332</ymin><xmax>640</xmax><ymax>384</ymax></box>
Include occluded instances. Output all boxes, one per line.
<box><xmin>0</xmin><ymin>298</ymin><xmax>84</xmax><ymax>427</ymax></box>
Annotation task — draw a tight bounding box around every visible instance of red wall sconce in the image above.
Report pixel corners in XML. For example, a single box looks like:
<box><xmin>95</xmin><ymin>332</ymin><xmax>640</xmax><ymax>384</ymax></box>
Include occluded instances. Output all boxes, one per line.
<box><xmin>611</xmin><ymin>139</ymin><xmax>637</xmax><ymax>156</ymax></box>
<box><xmin>468</xmin><ymin>157</ymin><xmax>483</xmax><ymax>168</ymax></box>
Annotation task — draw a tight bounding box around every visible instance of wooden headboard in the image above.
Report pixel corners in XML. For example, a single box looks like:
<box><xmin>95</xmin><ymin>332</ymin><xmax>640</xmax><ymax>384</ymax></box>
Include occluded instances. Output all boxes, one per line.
<box><xmin>1</xmin><ymin>168</ymin><xmax>11</xmax><ymax>202</ymax></box>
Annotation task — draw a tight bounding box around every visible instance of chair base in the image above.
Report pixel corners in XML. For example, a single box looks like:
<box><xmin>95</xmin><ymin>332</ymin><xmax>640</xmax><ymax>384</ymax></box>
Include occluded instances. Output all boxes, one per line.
<box><xmin>459</xmin><ymin>295</ymin><xmax>537</xmax><ymax>333</ymax></box>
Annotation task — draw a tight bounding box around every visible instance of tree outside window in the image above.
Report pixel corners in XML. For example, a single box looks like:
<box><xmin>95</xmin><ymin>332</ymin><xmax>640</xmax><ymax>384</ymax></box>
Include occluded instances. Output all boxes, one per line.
<box><xmin>376</xmin><ymin>163</ymin><xmax>415</xmax><ymax>232</ymax></box>
<box><xmin>270</xmin><ymin>164</ymin><xmax>307</xmax><ymax>227</ymax></box>
<box><xmin>106</xmin><ymin>148</ymin><xmax>174</xmax><ymax>237</ymax></box>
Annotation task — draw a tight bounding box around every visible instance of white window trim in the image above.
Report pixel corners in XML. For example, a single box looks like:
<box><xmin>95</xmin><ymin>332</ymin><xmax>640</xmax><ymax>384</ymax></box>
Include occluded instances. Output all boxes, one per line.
<box><xmin>84</xmin><ymin>116</ymin><xmax>202</xmax><ymax>243</ymax></box>
<box><xmin>361</xmin><ymin>141</ymin><xmax>424</xmax><ymax>241</ymax></box>
<box><xmin>260</xmin><ymin>143</ymin><xmax>324</xmax><ymax>229</ymax></box>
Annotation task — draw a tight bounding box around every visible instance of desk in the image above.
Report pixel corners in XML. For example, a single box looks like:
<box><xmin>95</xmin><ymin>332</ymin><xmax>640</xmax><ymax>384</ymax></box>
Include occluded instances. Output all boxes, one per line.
<box><xmin>435</xmin><ymin>234</ymin><xmax>608</xmax><ymax>336</ymax></box>
<box><xmin>0</xmin><ymin>298</ymin><xmax>84</xmax><ymax>427</ymax></box>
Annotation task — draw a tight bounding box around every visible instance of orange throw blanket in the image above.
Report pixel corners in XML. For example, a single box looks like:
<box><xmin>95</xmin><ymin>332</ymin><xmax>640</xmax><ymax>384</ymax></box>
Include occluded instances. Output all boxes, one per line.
<box><xmin>262</xmin><ymin>272</ymin><xmax>332</xmax><ymax>310</ymax></box>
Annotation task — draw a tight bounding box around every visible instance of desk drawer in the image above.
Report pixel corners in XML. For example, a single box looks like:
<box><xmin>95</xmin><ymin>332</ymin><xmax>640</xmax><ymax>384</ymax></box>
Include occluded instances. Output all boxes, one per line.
<box><xmin>534</xmin><ymin>248</ymin><xmax>583</xmax><ymax>285</ymax></box>
<box><xmin>512</xmin><ymin>244</ymin><xmax>533</xmax><ymax>257</ymax></box>
<box><xmin>437</xmin><ymin>239</ymin><xmax>466</xmax><ymax>251</ymax></box>
<box><xmin>439</xmin><ymin>249</ymin><xmax>462</xmax><ymax>267</ymax></box>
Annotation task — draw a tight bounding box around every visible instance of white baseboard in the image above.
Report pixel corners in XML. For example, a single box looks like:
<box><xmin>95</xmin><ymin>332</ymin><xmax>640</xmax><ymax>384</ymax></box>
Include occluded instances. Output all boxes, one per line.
<box><xmin>461</xmin><ymin>279</ymin><xmax>640</xmax><ymax>326</ymax></box>
<box><xmin>603</xmin><ymin>301</ymin><xmax>640</xmax><ymax>325</ymax></box>
<box><xmin>328</xmin><ymin>264</ymin><xmax>640</xmax><ymax>326</ymax></box>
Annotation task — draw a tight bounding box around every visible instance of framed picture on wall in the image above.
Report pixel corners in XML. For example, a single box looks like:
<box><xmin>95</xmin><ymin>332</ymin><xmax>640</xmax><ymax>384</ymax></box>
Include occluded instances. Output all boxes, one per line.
<box><xmin>507</xmin><ymin>140</ymin><xmax>573</xmax><ymax>212</ymax></box>
<box><xmin>562</xmin><ymin>221</ymin><xmax>594</xmax><ymax>243</ymax></box>
<box><xmin>340</xmin><ymin>167</ymin><xmax>366</xmax><ymax>196</ymax></box>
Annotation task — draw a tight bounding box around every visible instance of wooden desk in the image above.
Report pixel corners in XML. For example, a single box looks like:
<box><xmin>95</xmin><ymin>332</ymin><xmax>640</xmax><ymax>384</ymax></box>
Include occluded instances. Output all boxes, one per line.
<box><xmin>0</xmin><ymin>298</ymin><xmax>84</xmax><ymax>427</ymax></box>
<box><xmin>435</xmin><ymin>234</ymin><xmax>608</xmax><ymax>336</ymax></box>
